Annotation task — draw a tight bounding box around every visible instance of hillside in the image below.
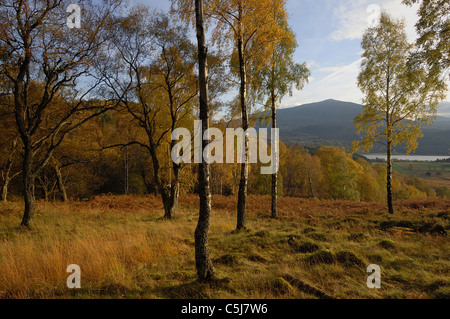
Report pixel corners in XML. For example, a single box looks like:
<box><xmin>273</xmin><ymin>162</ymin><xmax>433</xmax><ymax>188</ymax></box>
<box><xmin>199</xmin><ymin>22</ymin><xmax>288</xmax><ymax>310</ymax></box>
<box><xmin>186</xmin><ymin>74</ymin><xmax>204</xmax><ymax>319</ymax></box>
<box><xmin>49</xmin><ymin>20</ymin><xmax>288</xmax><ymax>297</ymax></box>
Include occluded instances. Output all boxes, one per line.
<box><xmin>273</xmin><ymin>100</ymin><xmax>450</xmax><ymax>155</ymax></box>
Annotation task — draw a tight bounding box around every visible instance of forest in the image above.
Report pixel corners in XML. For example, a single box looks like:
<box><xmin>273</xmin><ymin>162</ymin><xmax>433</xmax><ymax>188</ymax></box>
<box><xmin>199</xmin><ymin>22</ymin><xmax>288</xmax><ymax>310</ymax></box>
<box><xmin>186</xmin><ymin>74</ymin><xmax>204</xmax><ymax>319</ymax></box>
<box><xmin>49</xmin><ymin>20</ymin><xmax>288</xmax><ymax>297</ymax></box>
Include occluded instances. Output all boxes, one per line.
<box><xmin>0</xmin><ymin>0</ymin><xmax>449</xmax><ymax>300</ymax></box>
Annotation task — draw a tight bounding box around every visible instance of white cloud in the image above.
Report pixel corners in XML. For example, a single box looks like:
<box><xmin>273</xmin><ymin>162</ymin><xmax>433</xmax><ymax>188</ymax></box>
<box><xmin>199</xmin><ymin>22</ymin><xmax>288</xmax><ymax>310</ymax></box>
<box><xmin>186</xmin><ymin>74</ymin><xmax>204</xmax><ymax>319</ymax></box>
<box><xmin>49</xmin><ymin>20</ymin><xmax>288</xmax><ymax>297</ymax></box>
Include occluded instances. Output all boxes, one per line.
<box><xmin>277</xmin><ymin>0</ymin><xmax>449</xmax><ymax>108</ymax></box>
<box><xmin>330</xmin><ymin>0</ymin><xmax>420</xmax><ymax>42</ymax></box>
<box><xmin>306</xmin><ymin>60</ymin><xmax>320</xmax><ymax>69</ymax></box>
<box><xmin>280</xmin><ymin>58</ymin><xmax>449</xmax><ymax>108</ymax></box>
<box><xmin>318</xmin><ymin>65</ymin><xmax>349</xmax><ymax>73</ymax></box>
<box><xmin>280</xmin><ymin>58</ymin><xmax>364</xmax><ymax>107</ymax></box>
<box><xmin>330</xmin><ymin>0</ymin><xmax>369</xmax><ymax>41</ymax></box>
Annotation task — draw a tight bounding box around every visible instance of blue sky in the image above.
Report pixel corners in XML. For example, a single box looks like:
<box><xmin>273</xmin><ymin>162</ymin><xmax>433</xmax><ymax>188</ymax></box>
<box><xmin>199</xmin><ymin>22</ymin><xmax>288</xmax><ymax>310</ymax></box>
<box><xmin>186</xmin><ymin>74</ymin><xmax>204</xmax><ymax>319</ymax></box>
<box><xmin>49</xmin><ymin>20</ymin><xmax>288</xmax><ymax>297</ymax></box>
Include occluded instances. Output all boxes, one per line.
<box><xmin>132</xmin><ymin>0</ymin><xmax>449</xmax><ymax>109</ymax></box>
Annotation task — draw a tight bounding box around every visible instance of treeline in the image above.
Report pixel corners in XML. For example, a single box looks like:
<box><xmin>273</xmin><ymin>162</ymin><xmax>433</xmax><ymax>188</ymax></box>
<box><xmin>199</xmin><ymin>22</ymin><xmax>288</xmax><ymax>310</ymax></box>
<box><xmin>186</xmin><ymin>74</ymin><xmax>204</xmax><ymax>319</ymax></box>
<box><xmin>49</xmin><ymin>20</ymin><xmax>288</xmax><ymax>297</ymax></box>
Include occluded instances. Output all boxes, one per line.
<box><xmin>276</xmin><ymin>146</ymin><xmax>450</xmax><ymax>201</ymax></box>
<box><xmin>2</xmin><ymin>110</ymin><xmax>448</xmax><ymax>202</ymax></box>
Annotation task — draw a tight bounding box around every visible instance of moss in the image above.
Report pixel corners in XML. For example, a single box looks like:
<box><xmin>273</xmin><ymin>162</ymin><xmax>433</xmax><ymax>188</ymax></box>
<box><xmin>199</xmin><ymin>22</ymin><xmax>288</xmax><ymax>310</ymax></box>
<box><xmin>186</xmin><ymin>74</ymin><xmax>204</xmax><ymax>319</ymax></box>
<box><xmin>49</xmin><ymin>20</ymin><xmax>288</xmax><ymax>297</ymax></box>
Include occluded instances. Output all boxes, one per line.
<box><xmin>380</xmin><ymin>220</ymin><xmax>447</xmax><ymax>236</ymax></box>
<box><xmin>379</xmin><ymin>220</ymin><xmax>415</xmax><ymax>230</ymax></box>
<box><xmin>386</xmin><ymin>290</ymin><xmax>407</xmax><ymax>299</ymax></box>
<box><xmin>168</xmin><ymin>271</ymin><xmax>193</xmax><ymax>281</ymax></box>
<box><xmin>305</xmin><ymin>249</ymin><xmax>335</xmax><ymax>265</ymax></box>
<box><xmin>306</xmin><ymin>232</ymin><xmax>327</xmax><ymax>242</ymax></box>
<box><xmin>348</xmin><ymin>233</ymin><xmax>365</xmax><ymax>242</ymax></box>
<box><xmin>302</xmin><ymin>227</ymin><xmax>316</xmax><ymax>234</ymax></box>
<box><xmin>270</xmin><ymin>277</ymin><xmax>296</xmax><ymax>296</ymax></box>
<box><xmin>282</xmin><ymin>274</ymin><xmax>334</xmax><ymax>299</ymax></box>
<box><xmin>214</xmin><ymin>254</ymin><xmax>239</xmax><ymax>266</ymax></box>
<box><xmin>388</xmin><ymin>258</ymin><xmax>414</xmax><ymax>271</ymax></box>
<box><xmin>416</xmin><ymin>222</ymin><xmax>446</xmax><ymax>235</ymax></box>
<box><xmin>388</xmin><ymin>273</ymin><xmax>410</xmax><ymax>285</ymax></box>
<box><xmin>161</xmin><ymin>280</ymin><xmax>211</xmax><ymax>299</ymax></box>
<box><xmin>366</xmin><ymin>253</ymin><xmax>383</xmax><ymax>263</ymax></box>
<box><xmin>336</xmin><ymin>251</ymin><xmax>364</xmax><ymax>267</ymax></box>
<box><xmin>287</xmin><ymin>235</ymin><xmax>320</xmax><ymax>253</ymax></box>
<box><xmin>295</xmin><ymin>242</ymin><xmax>320</xmax><ymax>253</ymax></box>
<box><xmin>253</xmin><ymin>230</ymin><xmax>270</xmax><ymax>238</ymax></box>
<box><xmin>343</xmin><ymin>218</ymin><xmax>358</xmax><ymax>225</ymax></box>
<box><xmin>247</xmin><ymin>254</ymin><xmax>267</xmax><ymax>263</ymax></box>
<box><xmin>98</xmin><ymin>282</ymin><xmax>130</xmax><ymax>295</ymax></box>
<box><xmin>436</xmin><ymin>212</ymin><xmax>449</xmax><ymax>220</ymax></box>
<box><xmin>379</xmin><ymin>239</ymin><xmax>395</xmax><ymax>249</ymax></box>
<box><xmin>424</xmin><ymin>279</ymin><xmax>448</xmax><ymax>293</ymax></box>
<box><xmin>433</xmin><ymin>286</ymin><xmax>450</xmax><ymax>299</ymax></box>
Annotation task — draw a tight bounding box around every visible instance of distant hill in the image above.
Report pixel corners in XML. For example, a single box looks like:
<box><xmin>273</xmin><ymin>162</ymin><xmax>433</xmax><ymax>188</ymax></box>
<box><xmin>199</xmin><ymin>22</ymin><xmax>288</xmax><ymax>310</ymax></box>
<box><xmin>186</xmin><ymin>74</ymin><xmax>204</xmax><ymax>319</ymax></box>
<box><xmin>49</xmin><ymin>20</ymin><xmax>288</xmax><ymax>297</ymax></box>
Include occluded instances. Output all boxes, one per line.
<box><xmin>270</xmin><ymin>99</ymin><xmax>450</xmax><ymax>155</ymax></box>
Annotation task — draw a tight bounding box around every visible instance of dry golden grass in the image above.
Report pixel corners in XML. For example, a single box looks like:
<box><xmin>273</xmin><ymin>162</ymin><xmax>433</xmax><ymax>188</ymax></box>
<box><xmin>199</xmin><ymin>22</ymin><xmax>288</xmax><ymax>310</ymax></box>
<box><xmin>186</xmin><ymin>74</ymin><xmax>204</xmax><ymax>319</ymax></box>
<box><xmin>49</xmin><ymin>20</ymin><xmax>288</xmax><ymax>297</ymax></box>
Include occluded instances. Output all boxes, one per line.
<box><xmin>0</xmin><ymin>195</ymin><xmax>449</xmax><ymax>299</ymax></box>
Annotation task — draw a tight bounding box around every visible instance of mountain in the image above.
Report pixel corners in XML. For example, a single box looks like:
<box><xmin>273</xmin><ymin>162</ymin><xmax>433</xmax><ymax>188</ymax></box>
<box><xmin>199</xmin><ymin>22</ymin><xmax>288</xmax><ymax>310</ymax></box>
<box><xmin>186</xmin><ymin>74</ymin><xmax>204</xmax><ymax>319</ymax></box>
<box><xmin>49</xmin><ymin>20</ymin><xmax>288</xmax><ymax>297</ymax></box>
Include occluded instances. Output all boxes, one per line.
<box><xmin>273</xmin><ymin>99</ymin><xmax>450</xmax><ymax>155</ymax></box>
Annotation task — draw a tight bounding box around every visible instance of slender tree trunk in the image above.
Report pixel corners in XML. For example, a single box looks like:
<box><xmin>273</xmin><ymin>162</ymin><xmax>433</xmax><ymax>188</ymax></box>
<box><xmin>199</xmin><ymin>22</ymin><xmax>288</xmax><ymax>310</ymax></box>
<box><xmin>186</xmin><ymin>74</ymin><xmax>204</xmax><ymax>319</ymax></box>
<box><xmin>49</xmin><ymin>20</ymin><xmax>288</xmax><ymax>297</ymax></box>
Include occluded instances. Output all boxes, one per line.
<box><xmin>21</xmin><ymin>142</ymin><xmax>36</xmax><ymax>228</ymax></box>
<box><xmin>387</xmin><ymin>140</ymin><xmax>394</xmax><ymax>214</ymax></box>
<box><xmin>161</xmin><ymin>188</ymin><xmax>176</xmax><ymax>219</ymax></box>
<box><xmin>146</xmin><ymin>136</ymin><xmax>178</xmax><ymax>219</ymax></box>
<box><xmin>161</xmin><ymin>165</ymin><xmax>180</xmax><ymax>220</ymax></box>
<box><xmin>141</xmin><ymin>170</ymin><xmax>152</xmax><ymax>195</ymax></box>
<box><xmin>172</xmin><ymin>164</ymin><xmax>180</xmax><ymax>212</ymax></box>
<box><xmin>271</xmin><ymin>85</ymin><xmax>277</xmax><ymax>219</ymax></box>
<box><xmin>156</xmin><ymin>175</ymin><xmax>177</xmax><ymax>220</ymax></box>
<box><xmin>1</xmin><ymin>140</ymin><xmax>18</xmax><ymax>203</ymax></box>
<box><xmin>175</xmin><ymin>182</ymin><xmax>179</xmax><ymax>210</ymax></box>
<box><xmin>124</xmin><ymin>145</ymin><xmax>129</xmax><ymax>195</ymax></box>
<box><xmin>386</xmin><ymin>76</ymin><xmax>394</xmax><ymax>215</ymax></box>
<box><xmin>1</xmin><ymin>181</ymin><xmax>8</xmax><ymax>203</ymax></box>
<box><xmin>162</xmin><ymin>92</ymin><xmax>181</xmax><ymax>220</ymax></box>
<box><xmin>38</xmin><ymin>176</ymin><xmax>49</xmax><ymax>202</ymax></box>
<box><xmin>194</xmin><ymin>0</ymin><xmax>215</xmax><ymax>282</ymax></box>
<box><xmin>236</xmin><ymin>11</ymin><xmax>249</xmax><ymax>230</ymax></box>
<box><xmin>307</xmin><ymin>170</ymin><xmax>316</xmax><ymax>198</ymax></box>
<box><xmin>55</xmin><ymin>164</ymin><xmax>68</xmax><ymax>202</ymax></box>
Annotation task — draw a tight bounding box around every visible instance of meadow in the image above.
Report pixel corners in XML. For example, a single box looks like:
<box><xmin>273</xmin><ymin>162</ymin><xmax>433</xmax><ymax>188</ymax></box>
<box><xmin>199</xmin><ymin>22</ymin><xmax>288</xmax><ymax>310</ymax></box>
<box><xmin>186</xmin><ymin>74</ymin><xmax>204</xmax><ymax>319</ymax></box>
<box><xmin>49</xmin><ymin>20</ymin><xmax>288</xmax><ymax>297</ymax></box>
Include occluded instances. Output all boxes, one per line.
<box><xmin>393</xmin><ymin>161</ymin><xmax>450</xmax><ymax>187</ymax></box>
<box><xmin>0</xmin><ymin>195</ymin><xmax>448</xmax><ymax>299</ymax></box>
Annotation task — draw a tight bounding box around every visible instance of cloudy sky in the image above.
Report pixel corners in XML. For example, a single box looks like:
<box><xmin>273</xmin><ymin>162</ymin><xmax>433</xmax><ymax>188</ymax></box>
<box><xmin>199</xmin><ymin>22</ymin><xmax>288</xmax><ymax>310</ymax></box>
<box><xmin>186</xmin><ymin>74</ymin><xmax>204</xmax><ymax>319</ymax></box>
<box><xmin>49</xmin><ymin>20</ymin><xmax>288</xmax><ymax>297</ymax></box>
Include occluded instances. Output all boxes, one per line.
<box><xmin>137</xmin><ymin>0</ymin><xmax>449</xmax><ymax>108</ymax></box>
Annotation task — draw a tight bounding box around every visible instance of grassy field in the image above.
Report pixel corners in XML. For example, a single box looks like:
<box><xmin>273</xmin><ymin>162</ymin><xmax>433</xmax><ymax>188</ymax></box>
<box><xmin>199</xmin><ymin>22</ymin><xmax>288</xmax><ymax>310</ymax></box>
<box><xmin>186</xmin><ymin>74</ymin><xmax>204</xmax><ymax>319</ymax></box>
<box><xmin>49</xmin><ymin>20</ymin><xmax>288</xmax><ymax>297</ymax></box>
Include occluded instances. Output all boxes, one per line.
<box><xmin>393</xmin><ymin>161</ymin><xmax>450</xmax><ymax>187</ymax></box>
<box><xmin>0</xmin><ymin>195</ymin><xmax>449</xmax><ymax>299</ymax></box>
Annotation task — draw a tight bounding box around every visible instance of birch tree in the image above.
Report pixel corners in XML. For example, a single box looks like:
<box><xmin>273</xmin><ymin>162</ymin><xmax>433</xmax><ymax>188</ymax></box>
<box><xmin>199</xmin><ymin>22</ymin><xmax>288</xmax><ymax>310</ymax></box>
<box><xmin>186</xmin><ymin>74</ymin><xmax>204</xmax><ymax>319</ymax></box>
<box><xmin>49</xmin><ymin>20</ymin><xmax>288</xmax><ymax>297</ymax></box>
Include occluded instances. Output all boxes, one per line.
<box><xmin>403</xmin><ymin>0</ymin><xmax>449</xmax><ymax>82</ymax></box>
<box><xmin>353</xmin><ymin>13</ymin><xmax>447</xmax><ymax>214</ymax></box>
<box><xmin>251</xmin><ymin>17</ymin><xmax>309</xmax><ymax>219</ymax></box>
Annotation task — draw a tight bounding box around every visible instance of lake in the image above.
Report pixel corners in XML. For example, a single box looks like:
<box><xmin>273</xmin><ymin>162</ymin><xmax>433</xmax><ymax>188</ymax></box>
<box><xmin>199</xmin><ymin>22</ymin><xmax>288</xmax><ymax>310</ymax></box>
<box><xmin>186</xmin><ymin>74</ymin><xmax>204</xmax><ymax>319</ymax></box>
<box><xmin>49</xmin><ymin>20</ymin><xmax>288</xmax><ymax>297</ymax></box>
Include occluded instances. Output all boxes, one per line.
<box><xmin>364</xmin><ymin>154</ymin><xmax>450</xmax><ymax>162</ymax></box>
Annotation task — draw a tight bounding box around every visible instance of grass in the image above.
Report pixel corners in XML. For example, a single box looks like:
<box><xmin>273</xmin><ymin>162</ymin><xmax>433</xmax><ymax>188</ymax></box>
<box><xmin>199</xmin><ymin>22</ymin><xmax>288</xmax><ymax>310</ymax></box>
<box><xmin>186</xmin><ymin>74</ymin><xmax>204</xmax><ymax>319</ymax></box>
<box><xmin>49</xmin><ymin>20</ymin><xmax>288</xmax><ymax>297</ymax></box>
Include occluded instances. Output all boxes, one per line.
<box><xmin>0</xmin><ymin>195</ymin><xmax>449</xmax><ymax>299</ymax></box>
<box><xmin>393</xmin><ymin>161</ymin><xmax>450</xmax><ymax>187</ymax></box>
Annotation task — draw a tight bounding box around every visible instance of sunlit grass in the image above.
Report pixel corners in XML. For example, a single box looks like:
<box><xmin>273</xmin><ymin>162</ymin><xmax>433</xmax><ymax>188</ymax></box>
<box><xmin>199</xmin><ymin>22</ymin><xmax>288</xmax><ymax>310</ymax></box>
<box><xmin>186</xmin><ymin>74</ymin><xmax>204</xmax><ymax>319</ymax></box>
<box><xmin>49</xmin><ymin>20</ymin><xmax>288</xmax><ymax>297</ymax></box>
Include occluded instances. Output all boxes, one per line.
<box><xmin>0</xmin><ymin>195</ymin><xmax>448</xmax><ymax>299</ymax></box>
